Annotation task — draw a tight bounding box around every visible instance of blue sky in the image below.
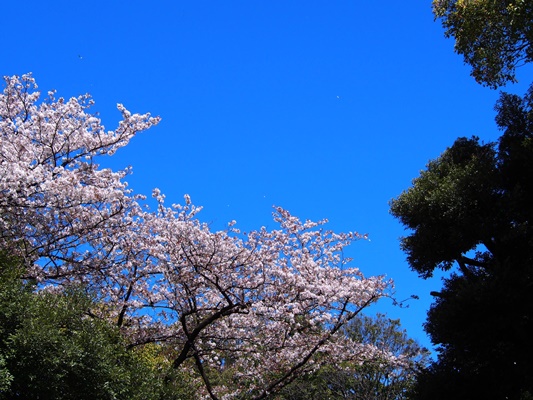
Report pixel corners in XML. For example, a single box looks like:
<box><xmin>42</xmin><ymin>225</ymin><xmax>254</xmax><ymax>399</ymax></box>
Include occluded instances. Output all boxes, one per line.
<box><xmin>2</xmin><ymin>0</ymin><xmax>530</xmax><ymax>352</ymax></box>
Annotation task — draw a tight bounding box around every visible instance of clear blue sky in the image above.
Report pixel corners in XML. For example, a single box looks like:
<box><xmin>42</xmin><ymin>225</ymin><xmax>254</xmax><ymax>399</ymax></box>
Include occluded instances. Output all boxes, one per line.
<box><xmin>2</xmin><ymin>0</ymin><xmax>530</xmax><ymax>352</ymax></box>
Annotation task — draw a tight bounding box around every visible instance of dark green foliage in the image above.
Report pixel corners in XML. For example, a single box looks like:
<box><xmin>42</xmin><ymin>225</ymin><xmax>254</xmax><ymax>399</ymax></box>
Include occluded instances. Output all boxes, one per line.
<box><xmin>391</xmin><ymin>86</ymin><xmax>533</xmax><ymax>399</ymax></box>
<box><xmin>0</xmin><ymin>252</ymin><xmax>186</xmax><ymax>400</ymax></box>
<box><xmin>390</xmin><ymin>137</ymin><xmax>498</xmax><ymax>278</ymax></box>
<box><xmin>433</xmin><ymin>0</ymin><xmax>533</xmax><ymax>88</ymax></box>
<box><xmin>415</xmin><ymin>270</ymin><xmax>533</xmax><ymax>400</ymax></box>
<box><xmin>275</xmin><ymin>365</ymin><xmax>357</xmax><ymax>400</ymax></box>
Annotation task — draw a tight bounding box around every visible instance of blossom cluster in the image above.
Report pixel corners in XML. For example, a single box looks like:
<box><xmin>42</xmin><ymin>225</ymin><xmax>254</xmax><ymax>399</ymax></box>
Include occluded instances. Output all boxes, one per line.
<box><xmin>0</xmin><ymin>74</ymin><xmax>394</xmax><ymax>399</ymax></box>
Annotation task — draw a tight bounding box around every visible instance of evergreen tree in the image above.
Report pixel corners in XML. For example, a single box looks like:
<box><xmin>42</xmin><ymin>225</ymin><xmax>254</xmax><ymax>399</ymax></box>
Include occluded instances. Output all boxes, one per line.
<box><xmin>390</xmin><ymin>86</ymin><xmax>533</xmax><ymax>399</ymax></box>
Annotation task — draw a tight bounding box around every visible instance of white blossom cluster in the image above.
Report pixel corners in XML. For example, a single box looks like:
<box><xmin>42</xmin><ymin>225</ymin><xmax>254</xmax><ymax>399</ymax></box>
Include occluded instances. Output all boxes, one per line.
<box><xmin>0</xmin><ymin>74</ymin><xmax>397</xmax><ymax>399</ymax></box>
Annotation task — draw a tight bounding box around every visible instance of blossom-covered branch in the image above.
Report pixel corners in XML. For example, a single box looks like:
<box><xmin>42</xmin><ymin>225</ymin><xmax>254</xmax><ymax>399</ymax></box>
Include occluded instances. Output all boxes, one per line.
<box><xmin>0</xmin><ymin>74</ymin><xmax>396</xmax><ymax>399</ymax></box>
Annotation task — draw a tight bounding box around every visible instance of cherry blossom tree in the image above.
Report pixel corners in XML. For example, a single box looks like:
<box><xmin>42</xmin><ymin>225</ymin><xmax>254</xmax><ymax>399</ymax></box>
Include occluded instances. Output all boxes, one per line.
<box><xmin>0</xmin><ymin>74</ymin><xmax>396</xmax><ymax>399</ymax></box>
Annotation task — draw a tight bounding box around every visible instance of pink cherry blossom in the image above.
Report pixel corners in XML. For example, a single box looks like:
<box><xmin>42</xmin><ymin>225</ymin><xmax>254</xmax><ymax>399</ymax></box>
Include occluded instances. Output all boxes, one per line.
<box><xmin>0</xmin><ymin>74</ymin><xmax>397</xmax><ymax>399</ymax></box>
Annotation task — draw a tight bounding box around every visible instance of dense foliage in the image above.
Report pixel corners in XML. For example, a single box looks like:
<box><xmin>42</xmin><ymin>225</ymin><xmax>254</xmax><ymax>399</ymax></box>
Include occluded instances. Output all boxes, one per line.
<box><xmin>392</xmin><ymin>2</ymin><xmax>533</xmax><ymax>397</ymax></box>
<box><xmin>0</xmin><ymin>252</ymin><xmax>192</xmax><ymax>400</ymax></box>
<box><xmin>278</xmin><ymin>313</ymin><xmax>429</xmax><ymax>400</ymax></box>
<box><xmin>390</xmin><ymin>85</ymin><xmax>533</xmax><ymax>399</ymax></box>
<box><xmin>433</xmin><ymin>0</ymin><xmax>533</xmax><ymax>88</ymax></box>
